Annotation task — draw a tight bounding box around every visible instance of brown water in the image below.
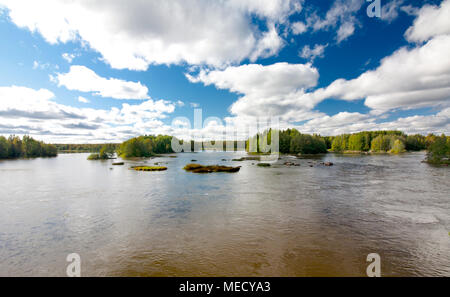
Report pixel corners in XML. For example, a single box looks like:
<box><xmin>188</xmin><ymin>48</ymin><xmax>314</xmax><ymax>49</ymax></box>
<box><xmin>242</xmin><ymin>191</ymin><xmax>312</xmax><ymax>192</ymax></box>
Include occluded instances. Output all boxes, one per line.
<box><xmin>0</xmin><ymin>152</ymin><xmax>449</xmax><ymax>276</ymax></box>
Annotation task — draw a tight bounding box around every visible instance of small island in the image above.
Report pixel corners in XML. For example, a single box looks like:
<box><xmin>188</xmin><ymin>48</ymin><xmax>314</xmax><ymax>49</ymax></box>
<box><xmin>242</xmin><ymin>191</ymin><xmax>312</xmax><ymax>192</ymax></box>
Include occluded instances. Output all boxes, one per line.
<box><xmin>131</xmin><ymin>166</ymin><xmax>168</xmax><ymax>171</ymax></box>
<box><xmin>48</xmin><ymin>130</ymin><xmax>449</xmax><ymax>167</ymax></box>
<box><xmin>183</xmin><ymin>164</ymin><xmax>241</xmax><ymax>173</ymax></box>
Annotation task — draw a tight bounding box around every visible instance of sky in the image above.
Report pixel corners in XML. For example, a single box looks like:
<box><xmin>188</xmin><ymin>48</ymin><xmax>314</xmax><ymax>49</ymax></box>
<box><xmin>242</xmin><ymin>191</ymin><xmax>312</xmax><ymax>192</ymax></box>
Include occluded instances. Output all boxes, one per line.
<box><xmin>0</xmin><ymin>0</ymin><xmax>449</xmax><ymax>143</ymax></box>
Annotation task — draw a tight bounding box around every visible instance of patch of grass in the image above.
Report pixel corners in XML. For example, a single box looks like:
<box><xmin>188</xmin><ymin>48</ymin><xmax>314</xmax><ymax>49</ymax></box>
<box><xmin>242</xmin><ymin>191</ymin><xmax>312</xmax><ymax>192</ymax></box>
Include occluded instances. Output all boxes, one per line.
<box><xmin>232</xmin><ymin>156</ymin><xmax>260</xmax><ymax>161</ymax></box>
<box><xmin>183</xmin><ymin>163</ymin><xmax>241</xmax><ymax>173</ymax></box>
<box><xmin>131</xmin><ymin>166</ymin><xmax>167</xmax><ymax>171</ymax></box>
<box><xmin>87</xmin><ymin>153</ymin><xmax>101</xmax><ymax>160</ymax></box>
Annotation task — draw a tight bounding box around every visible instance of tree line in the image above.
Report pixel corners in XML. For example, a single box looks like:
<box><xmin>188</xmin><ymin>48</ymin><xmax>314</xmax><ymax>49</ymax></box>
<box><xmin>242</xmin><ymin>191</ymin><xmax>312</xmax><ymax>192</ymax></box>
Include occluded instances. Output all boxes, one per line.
<box><xmin>426</xmin><ymin>134</ymin><xmax>450</xmax><ymax>165</ymax></box>
<box><xmin>247</xmin><ymin>129</ymin><xmax>448</xmax><ymax>161</ymax></box>
<box><xmin>0</xmin><ymin>135</ymin><xmax>57</xmax><ymax>159</ymax></box>
<box><xmin>55</xmin><ymin>143</ymin><xmax>120</xmax><ymax>153</ymax></box>
<box><xmin>328</xmin><ymin>131</ymin><xmax>429</xmax><ymax>153</ymax></box>
<box><xmin>116</xmin><ymin>135</ymin><xmax>174</xmax><ymax>158</ymax></box>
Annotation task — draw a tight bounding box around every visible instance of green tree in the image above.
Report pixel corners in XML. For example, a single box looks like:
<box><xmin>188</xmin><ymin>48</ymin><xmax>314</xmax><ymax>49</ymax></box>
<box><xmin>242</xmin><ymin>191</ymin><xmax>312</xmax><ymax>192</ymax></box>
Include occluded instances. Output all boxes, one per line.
<box><xmin>331</xmin><ymin>135</ymin><xmax>345</xmax><ymax>152</ymax></box>
<box><xmin>426</xmin><ymin>134</ymin><xmax>450</xmax><ymax>164</ymax></box>
<box><xmin>390</xmin><ymin>139</ymin><xmax>406</xmax><ymax>154</ymax></box>
<box><xmin>348</xmin><ymin>133</ymin><xmax>365</xmax><ymax>151</ymax></box>
<box><xmin>99</xmin><ymin>144</ymin><xmax>116</xmax><ymax>159</ymax></box>
<box><xmin>7</xmin><ymin>135</ymin><xmax>23</xmax><ymax>158</ymax></box>
<box><xmin>0</xmin><ymin>136</ymin><xmax>8</xmax><ymax>158</ymax></box>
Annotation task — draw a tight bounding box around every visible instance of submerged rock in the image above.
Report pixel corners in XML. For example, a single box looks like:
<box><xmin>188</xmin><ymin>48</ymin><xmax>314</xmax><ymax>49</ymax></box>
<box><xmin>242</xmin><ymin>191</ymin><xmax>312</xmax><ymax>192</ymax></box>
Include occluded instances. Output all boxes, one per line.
<box><xmin>257</xmin><ymin>163</ymin><xmax>271</xmax><ymax>167</ymax></box>
<box><xmin>324</xmin><ymin>162</ymin><xmax>334</xmax><ymax>166</ymax></box>
<box><xmin>112</xmin><ymin>162</ymin><xmax>124</xmax><ymax>165</ymax></box>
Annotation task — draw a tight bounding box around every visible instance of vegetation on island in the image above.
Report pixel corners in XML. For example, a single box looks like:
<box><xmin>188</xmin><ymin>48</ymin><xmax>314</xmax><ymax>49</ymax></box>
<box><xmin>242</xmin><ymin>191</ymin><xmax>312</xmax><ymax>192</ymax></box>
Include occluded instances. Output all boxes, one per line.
<box><xmin>279</xmin><ymin>129</ymin><xmax>327</xmax><ymax>154</ymax></box>
<box><xmin>183</xmin><ymin>163</ymin><xmax>241</xmax><ymax>173</ymax></box>
<box><xmin>329</xmin><ymin>131</ymin><xmax>425</xmax><ymax>153</ymax></box>
<box><xmin>87</xmin><ymin>144</ymin><xmax>117</xmax><ymax>160</ymax></box>
<box><xmin>131</xmin><ymin>166</ymin><xmax>168</xmax><ymax>171</ymax></box>
<box><xmin>4</xmin><ymin>130</ymin><xmax>447</xmax><ymax>166</ymax></box>
<box><xmin>246</xmin><ymin>129</ymin><xmax>449</xmax><ymax>164</ymax></box>
<box><xmin>0</xmin><ymin>135</ymin><xmax>57</xmax><ymax>159</ymax></box>
<box><xmin>247</xmin><ymin>129</ymin><xmax>327</xmax><ymax>155</ymax></box>
<box><xmin>426</xmin><ymin>134</ymin><xmax>450</xmax><ymax>165</ymax></box>
<box><xmin>117</xmin><ymin>135</ymin><xmax>173</xmax><ymax>158</ymax></box>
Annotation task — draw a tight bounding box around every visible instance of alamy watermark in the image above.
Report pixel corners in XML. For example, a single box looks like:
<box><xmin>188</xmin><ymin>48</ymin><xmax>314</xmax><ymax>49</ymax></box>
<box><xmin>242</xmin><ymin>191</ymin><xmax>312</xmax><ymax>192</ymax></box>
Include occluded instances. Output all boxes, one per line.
<box><xmin>170</xmin><ymin>109</ymin><xmax>280</xmax><ymax>162</ymax></box>
<box><xmin>366</xmin><ymin>253</ymin><xmax>381</xmax><ymax>277</ymax></box>
<box><xmin>66</xmin><ymin>253</ymin><xmax>81</xmax><ymax>277</ymax></box>
<box><xmin>367</xmin><ymin>0</ymin><xmax>382</xmax><ymax>18</ymax></box>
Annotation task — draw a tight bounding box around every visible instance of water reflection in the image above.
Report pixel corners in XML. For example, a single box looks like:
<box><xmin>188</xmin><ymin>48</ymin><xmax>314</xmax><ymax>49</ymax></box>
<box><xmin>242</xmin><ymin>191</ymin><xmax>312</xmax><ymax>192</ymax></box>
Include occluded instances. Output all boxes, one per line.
<box><xmin>0</xmin><ymin>152</ymin><xmax>449</xmax><ymax>276</ymax></box>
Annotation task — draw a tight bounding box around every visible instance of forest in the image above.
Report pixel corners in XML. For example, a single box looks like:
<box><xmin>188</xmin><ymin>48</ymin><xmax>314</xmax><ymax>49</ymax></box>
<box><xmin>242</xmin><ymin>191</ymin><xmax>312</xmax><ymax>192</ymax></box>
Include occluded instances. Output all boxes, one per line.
<box><xmin>2</xmin><ymin>131</ymin><xmax>448</xmax><ymax>165</ymax></box>
<box><xmin>0</xmin><ymin>135</ymin><xmax>57</xmax><ymax>159</ymax></box>
<box><xmin>117</xmin><ymin>135</ymin><xmax>174</xmax><ymax>158</ymax></box>
<box><xmin>248</xmin><ymin>129</ymin><xmax>449</xmax><ymax>164</ymax></box>
<box><xmin>55</xmin><ymin>143</ymin><xmax>120</xmax><ymax>153</ymax></box>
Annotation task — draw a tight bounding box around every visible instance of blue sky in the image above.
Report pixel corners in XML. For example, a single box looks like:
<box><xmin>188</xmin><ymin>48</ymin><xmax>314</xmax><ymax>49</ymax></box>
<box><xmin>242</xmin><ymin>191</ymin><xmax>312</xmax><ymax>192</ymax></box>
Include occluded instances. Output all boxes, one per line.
<box><xmin>0</xmin><ymin>0</ymin><xmax>448</xmax><ymax>143</ymax></box>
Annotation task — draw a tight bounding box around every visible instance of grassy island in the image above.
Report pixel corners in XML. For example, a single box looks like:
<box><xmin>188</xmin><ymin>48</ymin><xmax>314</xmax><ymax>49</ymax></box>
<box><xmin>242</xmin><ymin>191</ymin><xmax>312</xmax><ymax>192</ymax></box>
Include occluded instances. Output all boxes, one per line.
<box><xmin>87</xmin><ymin>144</ymin><xmax>116</xmax><ymax>160</ymax></box>
<box><xmin>183</xmin><ymin>163</ymin><xmax>241</xmax><ymax>173</ymax></box>
<box><xmin>132</xmin><ymin>166</ymin><xmax>168</xmax><ymax>171</ymax></box>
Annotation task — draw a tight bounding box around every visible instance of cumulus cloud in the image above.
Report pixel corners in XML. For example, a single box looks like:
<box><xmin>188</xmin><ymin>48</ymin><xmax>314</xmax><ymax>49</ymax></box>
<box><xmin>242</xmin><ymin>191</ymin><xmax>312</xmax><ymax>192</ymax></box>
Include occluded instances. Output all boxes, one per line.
<box><xmin>187</xmin><ymin>62</ymin><xmax>320</xmax><ymax>122</ymax></box>
<box><xmin>249</xmin><ymin>23</ymin><xmax>285</xmax><ymax>62</ymax></box>
<box><xmin>57</xmin><ymin>65</ymin><xmax>150</xmax><ymax>100</ymax></box>
<box><xmin>405</xmin><ymin>0</ymin><xmax>450</xmax><ymax>43</ymax></box>
<box><xmin>295</xmin><ymin>1</ymin><xmax>450</xmax><ymax>114</ymax></box>
<box><xmin>0</xmin><ymin>0</ymin><xmax>301</xmax><ymax>70</ymax></box>
<box><xmin>293</xmin><ymin>109</ymin><xmax>450</xmax><ymax>136</ymax></box>
<box><xmin>0</xmin><ymin>85</ymin><xmax>177</xmax><ymax>143</ymax></box>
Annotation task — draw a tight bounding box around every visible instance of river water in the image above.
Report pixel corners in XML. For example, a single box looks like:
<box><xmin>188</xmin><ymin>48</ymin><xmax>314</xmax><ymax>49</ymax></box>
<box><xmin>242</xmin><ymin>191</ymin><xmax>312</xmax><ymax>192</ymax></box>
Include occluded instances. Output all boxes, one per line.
<box><xmin>0</xmin><ymin>152</ymin><xmax>449</xmax><ymax>276</ymax></box>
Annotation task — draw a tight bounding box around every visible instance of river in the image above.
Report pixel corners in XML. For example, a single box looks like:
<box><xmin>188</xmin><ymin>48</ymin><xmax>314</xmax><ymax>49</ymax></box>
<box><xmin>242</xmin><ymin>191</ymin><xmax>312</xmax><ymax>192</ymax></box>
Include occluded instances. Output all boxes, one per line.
<box><xmin>0</xmin><ymin>152</ymin><xmax>449</xmax><ymax>276</ymax></box>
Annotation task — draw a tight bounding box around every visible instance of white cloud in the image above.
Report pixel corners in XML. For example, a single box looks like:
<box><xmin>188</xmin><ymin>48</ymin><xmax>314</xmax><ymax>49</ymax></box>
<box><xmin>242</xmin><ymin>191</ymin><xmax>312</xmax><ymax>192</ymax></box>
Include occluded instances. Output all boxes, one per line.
<box><xmin>57</xmin><ymin>65</ymin><xmax>150</xmax><ymax>100</ymax></box>
<box><xmin>336</xmin><ymin>21</ymin><xmax>355</xmax><ymax>43</ymax></box>
<box><xmin>291</xmin><ymin>21</ymin><xmax>307</xmax><ymax>35</ymax></box>
<box><xmin>307</xmin><ymin>0</ymin><xmax>363</xmax><ymax>43</ymax></box>
<box><xmin>291</xmin><ymin>109</ymin><xmax>450</xmax><ymax>136</ymax></box>
<box><xmin>405</xmin><ymin>0</ymin><xmax>450</xmax><ymax>43</ymax></box>
<box><xmin>380</xmin><ymin>0</ymin><xmax>404</xmax><ymax>23</ymax></box>
<box><xmin>32</xmin><ymin>60</ymin><xmax>50</xmax><ymax>70</ymax></box>
<box><xmin>0</xmin><ymin>85</ymin><xmax>177</xmax><ymax>143</ymax></box>
<box><xmin>299</xmin><ymin>44</ymin><xmax>327</xmax><ymax>61</ymax></box>
<box><xmin>187</xmin><ymin>62</ymin><xmax>319</xmax><ymax>122</ymax></box>
<box><xmin>78</xmin><ymin>96</ymin><xmax>89</xmax><ymax>103</ymax></box>
<box><xmin>299</xmin><ymin>14</ymin><xmax>450</xmax><ymax>113</ymax></box>
<box><xmin>400</xmin><ymin>5</ymin><xmax>419</xmax><ymax>16</ymax></box>
<box><xmin>62</xmin><ymin>53</ymin><xmax>77</xmax><ymax>63</ymax></box>
<box><xmin>0</xmin><ymin>0</ymin><xmax>301</xmax><ymax>70</ymax></box>
<box><xmin>249</xmin><ymin>23</ymin><xmax>284</xmax><ymax>62</ymax></box>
